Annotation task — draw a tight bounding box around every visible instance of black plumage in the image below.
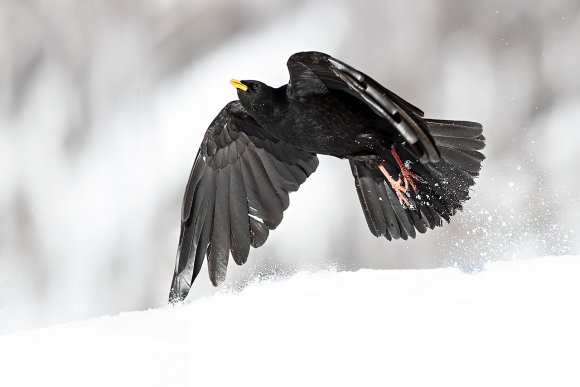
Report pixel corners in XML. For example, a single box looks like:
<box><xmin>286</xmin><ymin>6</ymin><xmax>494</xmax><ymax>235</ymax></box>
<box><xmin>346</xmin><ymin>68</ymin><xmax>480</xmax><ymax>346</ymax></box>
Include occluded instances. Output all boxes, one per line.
<box><xmin>169</xmin><ymin>51</ymin><xmax>485</xmax><ymax>302</ymax></box>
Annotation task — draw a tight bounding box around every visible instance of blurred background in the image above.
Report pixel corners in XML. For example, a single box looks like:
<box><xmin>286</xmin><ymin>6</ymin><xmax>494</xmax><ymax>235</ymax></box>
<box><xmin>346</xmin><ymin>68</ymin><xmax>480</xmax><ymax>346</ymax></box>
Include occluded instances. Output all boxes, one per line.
<box><xmin>1</xmin><ymin>0</ymin><xmax>579</xmax><ymax>334</ymax></box>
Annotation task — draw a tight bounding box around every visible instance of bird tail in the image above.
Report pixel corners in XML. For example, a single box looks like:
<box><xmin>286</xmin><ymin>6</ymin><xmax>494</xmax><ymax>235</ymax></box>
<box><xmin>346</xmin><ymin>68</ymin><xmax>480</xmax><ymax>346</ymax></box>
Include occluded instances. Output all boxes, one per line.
<box><xmin>350</xmin><ymin>119</ymin><xmax>485</xmax><ymax>240</ymax></box>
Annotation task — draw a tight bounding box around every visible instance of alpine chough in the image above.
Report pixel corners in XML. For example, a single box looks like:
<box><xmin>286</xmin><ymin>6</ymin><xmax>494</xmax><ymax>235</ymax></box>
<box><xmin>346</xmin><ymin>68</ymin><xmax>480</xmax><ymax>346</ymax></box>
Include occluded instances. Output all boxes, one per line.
<box><xmin>169</xmin><ymin>51</ymin><xmax>485</xmax><ymax>301</ymax></box>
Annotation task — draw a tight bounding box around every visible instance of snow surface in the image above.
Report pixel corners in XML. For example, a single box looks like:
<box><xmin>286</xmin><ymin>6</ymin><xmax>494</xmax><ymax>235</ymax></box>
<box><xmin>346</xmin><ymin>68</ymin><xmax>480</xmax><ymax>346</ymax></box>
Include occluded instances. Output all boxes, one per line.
<box><xmin>0</xmin><ymin>256</ymin><xmax>578</xmax><ymax>387</ymax></box>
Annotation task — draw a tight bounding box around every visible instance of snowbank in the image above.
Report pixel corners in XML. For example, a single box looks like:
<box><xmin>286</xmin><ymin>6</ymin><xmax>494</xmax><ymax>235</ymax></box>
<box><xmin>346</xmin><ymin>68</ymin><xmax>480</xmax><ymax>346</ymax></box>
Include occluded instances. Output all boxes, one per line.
<box><xmin>1</xmin><ymin>256</ymin><xmax>578</xmax><ymax>386</ymax></box>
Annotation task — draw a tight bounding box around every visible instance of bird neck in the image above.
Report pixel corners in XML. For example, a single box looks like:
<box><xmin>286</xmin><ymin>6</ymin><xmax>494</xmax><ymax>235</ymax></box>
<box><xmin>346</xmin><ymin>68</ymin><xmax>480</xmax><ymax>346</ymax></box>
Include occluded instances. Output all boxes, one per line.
<box><xmin>251</xmin><ymin>85</ymin><xmax>289</xmax><ymax>127</ymax></box>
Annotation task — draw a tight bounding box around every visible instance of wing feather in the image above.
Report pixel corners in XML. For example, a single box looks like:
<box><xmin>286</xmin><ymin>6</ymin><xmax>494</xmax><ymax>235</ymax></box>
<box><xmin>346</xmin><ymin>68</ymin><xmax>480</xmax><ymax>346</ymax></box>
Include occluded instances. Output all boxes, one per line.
<box><xmin>229</xmin><ymin>160</ymin><xmax>251</xmax><ymax>265</ymax></box>
<box><xmin>287</xmin><ymin>51</ymin><xmax>440</xmax><ymax>163</ymax></box>
<box><xmin>207</xmin><ymin>169</ymin><xmax>231</xmax><ymax>286</ymax></box>
<box><xmin>169</xmin><ymin>101</ymin><xmax>318</xmax><ymax>301</ymax></box>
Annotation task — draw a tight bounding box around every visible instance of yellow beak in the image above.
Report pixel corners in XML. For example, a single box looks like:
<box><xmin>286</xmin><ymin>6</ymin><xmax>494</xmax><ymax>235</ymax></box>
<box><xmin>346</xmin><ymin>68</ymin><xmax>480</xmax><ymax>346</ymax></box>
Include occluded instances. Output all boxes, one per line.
<box><xmin>230</xmin><ymin>79</ymin><xmax>248</xmax><ymax>92</ymax></box>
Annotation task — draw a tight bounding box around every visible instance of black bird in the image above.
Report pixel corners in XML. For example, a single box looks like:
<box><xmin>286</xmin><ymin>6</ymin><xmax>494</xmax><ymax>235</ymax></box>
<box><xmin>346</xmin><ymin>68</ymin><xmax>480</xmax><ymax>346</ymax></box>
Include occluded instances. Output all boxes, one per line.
<box><xmin>169</xmin><ymin>51</ymin><xmax>485</xmax><ymax>302</ymax></box>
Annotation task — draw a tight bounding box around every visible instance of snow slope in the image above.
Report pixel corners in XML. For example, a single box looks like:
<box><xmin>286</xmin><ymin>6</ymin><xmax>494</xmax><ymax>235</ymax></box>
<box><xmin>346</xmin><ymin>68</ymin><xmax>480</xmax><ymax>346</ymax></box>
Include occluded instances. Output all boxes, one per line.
<box><xmin>0</xmin><ymin>256</ymin><xmax>578</xmax><ymax>387</ymax></box>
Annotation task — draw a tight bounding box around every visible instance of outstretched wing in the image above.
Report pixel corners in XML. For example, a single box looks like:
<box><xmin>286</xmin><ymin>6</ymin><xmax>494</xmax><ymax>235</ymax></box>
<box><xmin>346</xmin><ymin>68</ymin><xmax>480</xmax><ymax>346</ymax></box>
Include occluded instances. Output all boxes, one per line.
<box><xmin>287</xmin><ymin>51</ymin><xmax>440</xmax><ymax>164</ymax></box>
<box><xmin>170</xmin><ymin>101</ymin><xmax>319</xmax><ymax>301</ymax></box>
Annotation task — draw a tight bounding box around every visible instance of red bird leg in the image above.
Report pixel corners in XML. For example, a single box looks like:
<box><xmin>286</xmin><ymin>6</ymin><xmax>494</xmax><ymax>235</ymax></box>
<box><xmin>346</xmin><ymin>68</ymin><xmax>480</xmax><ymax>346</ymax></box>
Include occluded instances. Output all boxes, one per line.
<box><xmin>390</xmin><ymin>147</ymin><xmax>419</xmax><ymax>192</ymax></box>
<box><xmin>378</xmin><ymin>164</ymin><xmax>411</xmax><ymax>208</ymax></box>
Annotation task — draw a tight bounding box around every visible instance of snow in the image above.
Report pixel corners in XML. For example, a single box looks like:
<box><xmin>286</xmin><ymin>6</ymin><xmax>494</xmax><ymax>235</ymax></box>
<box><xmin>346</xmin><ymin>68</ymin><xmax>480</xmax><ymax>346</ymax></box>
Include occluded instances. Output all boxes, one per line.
<box><xmin>1</xmin><ymin>256</ymin><xmax>579</xmax><ymax>387</ymax></box>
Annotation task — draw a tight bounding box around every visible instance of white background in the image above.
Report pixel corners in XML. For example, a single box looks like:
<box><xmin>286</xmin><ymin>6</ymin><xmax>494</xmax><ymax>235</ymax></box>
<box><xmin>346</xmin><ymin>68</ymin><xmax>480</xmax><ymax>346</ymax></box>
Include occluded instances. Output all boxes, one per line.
<box><xmin>1</xmin><ymin>0</ymin><xmax>579</xmax><ymax>333</ymax></box>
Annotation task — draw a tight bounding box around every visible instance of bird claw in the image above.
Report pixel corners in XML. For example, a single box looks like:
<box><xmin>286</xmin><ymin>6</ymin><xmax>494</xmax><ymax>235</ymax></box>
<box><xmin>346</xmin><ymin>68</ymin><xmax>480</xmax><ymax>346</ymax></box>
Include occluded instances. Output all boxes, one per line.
<box><xmin>390</xmin><ymin>147</ymin><xmax>421</xmax><ymax>191</ymax></box>
<box><xmin>378</xmin><ymin>148</ymin><xmax>422</xmax><ymax>208</ymax></box>
<box><xmin>400</xmin><ymin>165</ymin><xmax>419</xmax><ymax>193</ymax></box>
<box><xmin>379</xmin><ymin>164</ymin><xmax>412</xmax><ymax>207</ymax></box>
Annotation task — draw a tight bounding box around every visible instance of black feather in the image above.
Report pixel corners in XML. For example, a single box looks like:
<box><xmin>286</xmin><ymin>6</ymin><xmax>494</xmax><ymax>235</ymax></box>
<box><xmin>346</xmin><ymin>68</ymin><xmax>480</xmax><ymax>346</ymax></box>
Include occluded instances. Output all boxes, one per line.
<box><xmin>207</xmin><ymin>169</ymin><xmax>231</xmax><ymax>286</ymax></box>
<box><xmin>229</xmin><ymin>160</ymin><xmax>251</xmax><ymax>265</ymax></box>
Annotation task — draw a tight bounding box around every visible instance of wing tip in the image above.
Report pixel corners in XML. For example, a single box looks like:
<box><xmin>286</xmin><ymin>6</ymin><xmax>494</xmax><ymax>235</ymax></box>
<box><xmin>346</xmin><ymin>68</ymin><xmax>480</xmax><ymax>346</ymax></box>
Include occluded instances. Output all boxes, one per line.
<box><xmin>168</xmin><ymin>273</ymin><xmax>191</xmax><ymax>303</ymax></box>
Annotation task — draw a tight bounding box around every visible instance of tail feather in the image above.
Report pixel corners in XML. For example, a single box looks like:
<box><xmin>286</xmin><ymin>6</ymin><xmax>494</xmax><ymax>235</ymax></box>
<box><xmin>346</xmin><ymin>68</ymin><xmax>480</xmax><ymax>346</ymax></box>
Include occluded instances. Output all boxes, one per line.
<box><xmin>427</xmin><ymin>119</ymin><xmax>485</xmax><ymax>175</ymax></box>
<box><xmin>432</xmin><ymin>136</ymin><xmax>485</xmax><ymax>151</ymax></box>
<box><xmin>438</xmin><ymin>147</ymin><xmax>485</xmax><ymax>174</ymax></box>
<box><xmin>425</xmin><ymin>119</ymin><xmax>483</xmax><ymax>138</ymax></box>
<box><xmin>350</xmin><ymin>119</ymin><xmax>485</xmax><ymax>241</ymax></box>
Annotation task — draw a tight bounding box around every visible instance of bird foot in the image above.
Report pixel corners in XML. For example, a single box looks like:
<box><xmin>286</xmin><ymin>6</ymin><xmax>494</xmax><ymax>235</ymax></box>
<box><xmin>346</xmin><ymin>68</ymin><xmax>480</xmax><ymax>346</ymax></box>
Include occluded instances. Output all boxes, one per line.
<box><xmin>390</xmin><ymin>147</ymin><xmax>420</xmax><ymax>193</ymax></box>
<box><xmin>378</xmin><ymin>164</ymin><xmax>412</xmax><ymax>208</ymax></box>
<box><xmin>378</xmin><ymin>148</ymin><xmax>421</xmax><ymax>208</ymax></box>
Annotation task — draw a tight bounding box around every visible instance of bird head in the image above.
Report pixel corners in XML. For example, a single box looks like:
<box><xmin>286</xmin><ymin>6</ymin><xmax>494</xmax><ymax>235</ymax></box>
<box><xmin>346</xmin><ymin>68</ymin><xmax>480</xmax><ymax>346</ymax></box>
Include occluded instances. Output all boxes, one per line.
<box><xmin>229</xmin><ymin>79</ymin><xmax>283</xmax><ymax>123</ymax></box>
